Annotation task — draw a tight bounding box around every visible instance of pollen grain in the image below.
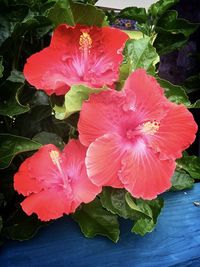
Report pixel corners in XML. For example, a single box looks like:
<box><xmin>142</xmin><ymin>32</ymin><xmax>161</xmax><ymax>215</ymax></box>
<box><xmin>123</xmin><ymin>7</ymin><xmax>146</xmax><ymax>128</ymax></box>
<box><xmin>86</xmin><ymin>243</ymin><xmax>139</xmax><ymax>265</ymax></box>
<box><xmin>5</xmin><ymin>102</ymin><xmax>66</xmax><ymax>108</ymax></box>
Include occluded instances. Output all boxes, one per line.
<box><xmin>141</xmin><ymin>120</ymin><xmax>160</xmax><ymax>135</ymax></box>
<box><xmin>79</xmin><ymin>32</ymin><xmax>92</xmax><ymax>52</ymax></box>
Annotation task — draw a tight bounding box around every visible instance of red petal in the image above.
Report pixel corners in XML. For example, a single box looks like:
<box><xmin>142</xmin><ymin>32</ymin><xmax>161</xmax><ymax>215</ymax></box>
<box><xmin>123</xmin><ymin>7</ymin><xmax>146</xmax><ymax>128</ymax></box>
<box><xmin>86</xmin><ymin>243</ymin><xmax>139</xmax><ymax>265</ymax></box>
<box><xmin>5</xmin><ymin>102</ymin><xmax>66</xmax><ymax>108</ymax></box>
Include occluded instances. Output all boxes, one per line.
<box><xmin>50</xmin><ymin>24</ymin><xmax>80</xmax><ymax>51</ymax></box>
<box><xmin>27</xmin><ymin>144</ymin><xmax>63</xmax><ymax>187</ymax></box>
<box><xmin>62</xmin><ymin>139</ymin><xmax>102</xmax><ymax>203</ymax></box>
<box><xmin>24</xmin><ymin>24</ymin><xmax>129</xmax><ymax>95</ymax></box>
<box><xmin>23</xmin><ymin>47</ymin><xmax>72</xmax><ymax>95</ymax></box>
<box><xmin>21</xmin><ymin>188</ymin><xmax>74</xmax><ymax>221</ymax></box>
<box><xmin>78</xmin><ymin>89</ymin><xmax>126</xmax><ymax>146</ymax></box>
<box><xmin>86</xmin><ymin>26</ymin><xmax>129</xmax><ymax>87</ymax></box>
<box><xmin>101</xmin><ymin>26</ymin><xmax>129</xmax><ymax>58</ymax></box>
<box><xmin>119</xmin><ymin>138</ymin><xmax>175</xmax><ymax>200</ymax></box>
<box><xmin>123</xmin><ymin>69</ymin><xmax>169</xmax><ymax>121</ymax></box>
<box><xmin>86</xmin><ymin>133</ymin><xmax>124</xmax><ymax>188</ymax></box>
<box><xmin>147</xmin><ymin>103</ymin><xmax>198</xmax><ymax>159</ymax></box>
<box><xmin>14</xmin><ymin>158</ymin><xmax>43</xmax><ymax>196</ymax></box>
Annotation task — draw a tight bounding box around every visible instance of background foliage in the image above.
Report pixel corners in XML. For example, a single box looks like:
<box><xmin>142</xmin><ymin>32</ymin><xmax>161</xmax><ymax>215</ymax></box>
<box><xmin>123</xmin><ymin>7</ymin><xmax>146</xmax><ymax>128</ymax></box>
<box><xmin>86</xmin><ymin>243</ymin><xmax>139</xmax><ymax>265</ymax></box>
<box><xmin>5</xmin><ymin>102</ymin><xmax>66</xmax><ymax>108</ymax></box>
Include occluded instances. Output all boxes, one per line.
<box><xmin>0</xmin><ymin>0</ymin><xmax>200</xmax><ymax>244</ymax></box>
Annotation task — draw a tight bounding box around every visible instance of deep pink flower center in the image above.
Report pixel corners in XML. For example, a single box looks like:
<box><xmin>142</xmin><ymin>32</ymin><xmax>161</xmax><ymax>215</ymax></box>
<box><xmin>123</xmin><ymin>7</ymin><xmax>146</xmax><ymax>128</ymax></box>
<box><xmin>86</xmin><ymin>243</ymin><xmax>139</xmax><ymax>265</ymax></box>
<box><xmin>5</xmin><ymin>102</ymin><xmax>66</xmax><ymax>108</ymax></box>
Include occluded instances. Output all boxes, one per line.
<box><xmin>49</xmin><ymin>150</ymin><xmax>71</xmax><ymax>190</ymax></box>
<box><xmin>125</xmin><ymin>120</ymin><xmax>160</xmax><ymax>141</ymax></box>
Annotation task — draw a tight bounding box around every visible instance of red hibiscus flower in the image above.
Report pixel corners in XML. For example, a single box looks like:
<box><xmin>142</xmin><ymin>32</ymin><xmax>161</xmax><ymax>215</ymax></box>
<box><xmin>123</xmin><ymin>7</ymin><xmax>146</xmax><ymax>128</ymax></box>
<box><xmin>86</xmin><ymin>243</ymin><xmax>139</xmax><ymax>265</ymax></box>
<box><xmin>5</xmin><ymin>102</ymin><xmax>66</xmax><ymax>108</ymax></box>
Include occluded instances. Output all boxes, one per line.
<box><xmin>78</xmin><ymin>69</ymin><xmax>198</xmax><ymax>200</ymax></box>
<box><xmin>14</xmin><ymin>140</ymin><xmax>101</xmax><ymax>221</ymax></box>
<box><xmin>23</xmin><ymin>24</ymin><xmax>129</xmax><ymax>95</ymax></box>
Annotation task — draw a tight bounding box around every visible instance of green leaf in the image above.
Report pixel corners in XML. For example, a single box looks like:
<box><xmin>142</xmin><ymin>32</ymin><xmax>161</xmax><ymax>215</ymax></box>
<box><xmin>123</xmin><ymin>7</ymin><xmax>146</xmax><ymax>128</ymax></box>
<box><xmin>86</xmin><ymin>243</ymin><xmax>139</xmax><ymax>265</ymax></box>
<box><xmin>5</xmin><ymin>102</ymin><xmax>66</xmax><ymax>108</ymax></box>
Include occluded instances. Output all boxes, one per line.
<box><xmin>100</xmin><ymin>187</ymin><xmax>138</xmax><ymax>220</ymax></box>
<box><xmin>0</xmin><ymin>56</ymin><xmax>4</xmax><ymax>78</ymax></box>
<box><xmin>176</xmin><ymin>155</ymin><xmax>200</xmax><ymax>179</ymax></box>
<box><xmin>0</xmin><ymin>134</ymin><xmax>41</xmax><ymax>169</ymax></box>
<box><xmin>0</xmin><ymin>8</ymin><xmax>27</xmax><ymax>46</ymax></box>
<box><xmin>157</xmin><ymin>77</ymin><xmax>191</xmax><ymax>106</ymax></box>
<box><xmin>47</xmin><ymin>0</ymin><xmax>105</xmax><ymax>27</ymax></box>
<box><xmin>122</xmin><ymin>30</ymin><xmax>143</xmax><ymax>40</ymax></box>
<box><xmin>149</xmin><ymin>0</ymin><xmax>180</xmax><ymax>17</ymax></box>
<box><xmin>3</xmin><ymin>209</ymin><xmax>47</xmax><ymax>241</ymax></box>
<box><xmin>0</xmin><ymin>7</ymin><xmax>45</xmax><ymax>47</ymax></box>
<box><xmin>190</xmin><ymin>100</ymin><xmax>200</xmax><ymax>108</ymax></box>
<box><xmin>154</xmin><ymin>32</ymin><xmax>187</xmax><ymax>55</ymax></box>
<box><xmin>7</xmin><ymin>70</ymin><xmax>25</xmax><ymax>83</ymax></box>
<box><xmin>53</xmin><ymin>105</ymin><xmax>67</xmax><ymax>120</ymax></box>
<box><xmin>54</xmin><ymin>85</ymin><xmax>106</xmax><ymax>119</ymax></box>
<box><xmin>132</xmin><ymin>218</ymin><xmax>155</xmax><ymax>236</ymax></box>
<box><xmin>72</xmin><ymin>198</ymin><xmax>120</xmax><ymax>243</ymax></box>
<box><xmin>47</xmin><ymin>0</ymin><xmax>75</xmax><ymax>26</ymax></box>
<box><xmin>123</xmin><ymin>36</ymin><xmax>159</xmax><ymax>75</ymax></box>
<box><xmin>171</xmin><ymin>171</ymin><xmax>194</xmax><ymax>191</ymax></box>
<box><xmin>71</xmin><ymin>2</ymin><xmax>105</xmax><ymax>26</ymax></box>
<box><xmin>33</xmin><ymin>131</ymin><xmax>65</xmax><ymax>150</ymax></box>
<box><xmin>125</xmin><ymin>194</ymin><xmax>164</xmax><ymax>235</ymax></box>
<box><xmin>156</xmin><ymin>10</ymin><xmax>199</xmax><ymax>37</ymax></box>
<box><xmin>117</xmin><ymin>7</ymin><xmax>147</xmax><ymax>23</ymax></box>
<box><xmin>0</xmin><ymin>81</ymin><xmax>30</xmax><ymax>117</ymax></box>
<box><xmin>116</xmin><ymin>61</ymin><xmax>130</xmax><ymax>90</ymax></box>
<box><xmin>1</xmin><ymin>0</ymin><xmax>43</xmax><ymax>9</ymax></box>
<box><xmin>184</xmin><ymin>73</ymin><xmax>200</xmax><ymax>94</ymax></box>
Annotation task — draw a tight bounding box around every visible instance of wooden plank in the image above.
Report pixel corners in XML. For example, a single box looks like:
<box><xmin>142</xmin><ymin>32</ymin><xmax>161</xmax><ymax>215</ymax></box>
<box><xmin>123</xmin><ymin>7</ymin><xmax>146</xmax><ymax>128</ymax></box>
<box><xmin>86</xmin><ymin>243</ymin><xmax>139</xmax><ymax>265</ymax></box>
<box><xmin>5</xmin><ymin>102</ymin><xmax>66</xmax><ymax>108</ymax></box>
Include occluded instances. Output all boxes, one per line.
<box><xmin>1</xmin><ymin>184</ymin><xmax>200</xmax><ymax>266</ymax></box>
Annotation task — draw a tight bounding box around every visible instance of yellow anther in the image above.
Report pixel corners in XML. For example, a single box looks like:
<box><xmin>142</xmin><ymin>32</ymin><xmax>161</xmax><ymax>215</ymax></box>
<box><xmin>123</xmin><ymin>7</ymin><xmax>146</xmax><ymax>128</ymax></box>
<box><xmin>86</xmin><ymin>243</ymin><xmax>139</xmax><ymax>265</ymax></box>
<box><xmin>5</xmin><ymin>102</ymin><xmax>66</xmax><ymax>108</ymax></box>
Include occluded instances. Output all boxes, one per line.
<box><xmin>79</xmin><ymin>32</ymin><xmax>92</xmax><ymax>51</ymax></box>
<box><xmin>141</xmin><ymin>121</ymin><xmax>160</xmax><ymax>135</ymax></box>
<box><xmin>50</xmin><ymin>150</ymin><xmax>60</xmax><ymax>165</ymax></box>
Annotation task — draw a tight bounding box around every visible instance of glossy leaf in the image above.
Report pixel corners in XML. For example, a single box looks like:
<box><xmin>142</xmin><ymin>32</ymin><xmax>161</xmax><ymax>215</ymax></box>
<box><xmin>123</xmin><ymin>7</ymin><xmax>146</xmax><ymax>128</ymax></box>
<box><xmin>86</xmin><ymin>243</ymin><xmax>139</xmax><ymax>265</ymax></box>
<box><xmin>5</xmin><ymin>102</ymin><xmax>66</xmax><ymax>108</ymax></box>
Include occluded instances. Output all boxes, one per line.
<box><xmin>184</xmin><ymin>74</ymin><xmax>200</xmax><ymax>94</ymax></box>
<box><xmin>47</xmin><ymin>0</ymin><xmax>75</xmax><ymax>26</ymax></box>
<box><xmin>123</xmin><ymin>30</ymin><xmax>143</xmax><ymax>40</ymax></box>
<box><xmin>71</xmin><ymin>2</ymin><xmax>105</xmax><ymax>26</ymax></box>
<box><xmin>149</xmin><ymin>0</ymin><xmax>180</xmax><ymax>17</ymax></box>
<box><xmin>0</xmin><ymin>7</ymin><xmax>27</xmax><ymax>46</ymax></box>
<box><xmin>4</xmin><ymin>0</ymin><xmax>42</xmax><ymax>8</ymax></box>
<box><xmin>72</xmin><ymin>198</ymin><xmax>120</xmax><ymax>243</ymax></box>
<box><xmin>0</xmin><ymin>7</ymin><xmax>46</xmax><ymax>48</ymax></box>
<box><xmin>0</xmin><ymin>56</ymin><xmax>4</xmax><ymax>78</ymax></box>
<box><xmin>156</xmin><ymin>10</ymin><xmax>199</xmax><ymax>37</ymax></box>
<box><xmin>13</xmin><ymin>105</ymin><xmax>53</xmax><ymax>138</ymax></box>
<box><xmin>154</xmin><ymin>32</ymin><xmax>187</xmax><ymax>55</ymax></box>
<box><xmin>7</xmin><ymin>70</ymin><xmax>25</xmax><ymax>83</ymax></box>
<box><xmin>117</xmin><ymin>7</ymin><xmax>147</xmax><ymax>23</ymax></box>
<box><xmin>132</xmin><ymin>218</ymin><xmax>155</xmax><ymax>236</ymax></box>
<box><xmin>157</xmin><ymin>77</ymin><xmax>191</xmax><ymax>106</ymax></box>
<box><xmin>125</xmin><ymin>194</ymin><xmax>164</xmax><ymax>235</ymax></box>
<box><xmin>190</xmin><ymin>100</ymin><xmax>200</xmax><ymax>108</ymax></box>
<box><xmin>176</xmin><ymin>156</ymin><xmax>200</xmax><ymax>179</ymax></box>
<box><xmin>33</xmin><ymin>131</ymin><xmax>65</xmax><ymax>150</ymax></box>
<box><xmin>124</xmin><ymin>37</ymin><xmax>159</xmax><ymax>75</ymax></box>
<box><xmin>0</xmin><ymin>134</ymin><xmax>41</xmax><ymax>169</ymax></box>
<box><xmin>47</xmin><ymin>0</ymin><xmax>105</xmax><ymax>27</ymax></box>
<box><xmin>54</xmin><ymin>85</ymin><xmax>106</xmax><ymax>119</ymax></box>
<box><xmin>2</xmin><ymin>209</ymin><xmax>47</xmax><ymax>241</ymax></box>
<box><xmin>53</xmin><ymin>105</ymin><xmax>67</xmax><ymax>121</ymax></box>
<box><xmin>100</xmin><ymin>187</ymin><xmax>138</xmax><ymax>220</ymax></box>
<box><xmin>171</xmin><ymin>171</ymin><xmax>194</xmax><ymax>191</ymax></box>
<box><xmin>0</xmin><ymin>81</ymin><xmax>30</xmax><ymax>117</ymax></box>
<box><xmin>116</xmin><ymin>61</ymin><xmax>130</xmax><ymax>90</ymax></box>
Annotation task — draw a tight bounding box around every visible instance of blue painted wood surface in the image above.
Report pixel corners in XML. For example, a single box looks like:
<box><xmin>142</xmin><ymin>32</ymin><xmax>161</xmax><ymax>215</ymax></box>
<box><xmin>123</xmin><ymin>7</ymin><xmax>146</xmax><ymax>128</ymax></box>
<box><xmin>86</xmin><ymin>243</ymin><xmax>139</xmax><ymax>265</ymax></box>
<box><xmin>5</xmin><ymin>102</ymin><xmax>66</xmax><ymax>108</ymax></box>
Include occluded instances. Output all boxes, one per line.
<box><xmin>1</xmin><ymin>184</ymin><xmax>200</xmax><ymax>267</ymax></box>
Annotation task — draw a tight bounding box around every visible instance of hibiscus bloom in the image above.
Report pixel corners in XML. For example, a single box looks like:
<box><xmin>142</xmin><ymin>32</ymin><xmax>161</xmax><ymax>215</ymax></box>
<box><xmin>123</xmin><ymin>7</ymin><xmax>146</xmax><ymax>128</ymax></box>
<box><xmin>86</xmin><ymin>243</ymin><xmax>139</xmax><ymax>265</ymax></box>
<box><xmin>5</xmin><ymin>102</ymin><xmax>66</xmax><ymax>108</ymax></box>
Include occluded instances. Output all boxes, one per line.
<box><xmin>23</xmin><ymin>24</ymin><xmax>129</xmax><ymax>95</ymax></box>
<box><xmin>14</xmin><ymin>140</ymin><xmax>101</xmax><ymax>221</ymax></box>
<box><xmin>78</xmin><ymin>69</ymin><xmax>198</xmax><ymax>199</ymax></box>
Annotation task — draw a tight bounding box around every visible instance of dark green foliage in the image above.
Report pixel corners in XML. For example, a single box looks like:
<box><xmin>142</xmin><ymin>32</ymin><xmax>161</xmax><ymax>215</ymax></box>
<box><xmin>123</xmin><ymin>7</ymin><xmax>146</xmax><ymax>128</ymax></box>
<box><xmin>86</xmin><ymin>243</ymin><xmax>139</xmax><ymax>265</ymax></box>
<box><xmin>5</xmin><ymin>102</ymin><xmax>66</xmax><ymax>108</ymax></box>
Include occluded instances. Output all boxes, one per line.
<box><xmin>0</xmin><ymin>0</ymin><xmax>200</xmax><ymax>244</ymax></box>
